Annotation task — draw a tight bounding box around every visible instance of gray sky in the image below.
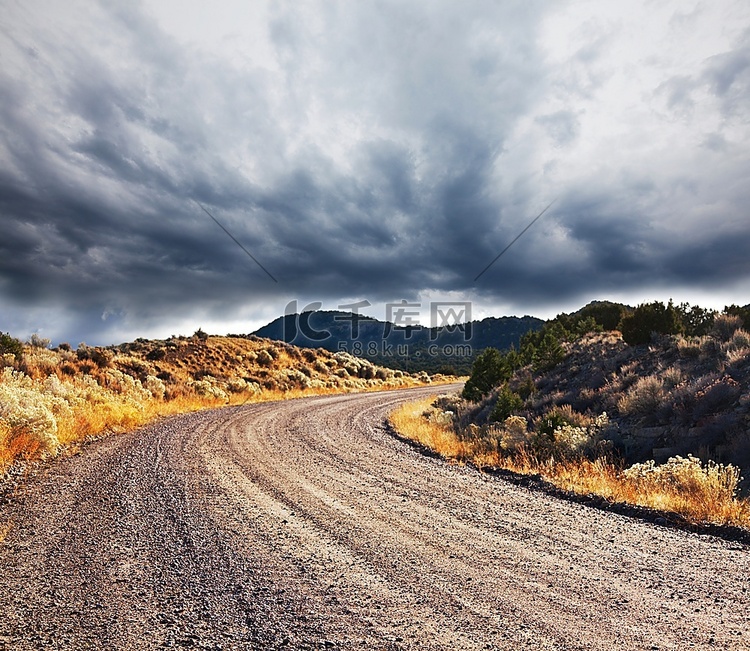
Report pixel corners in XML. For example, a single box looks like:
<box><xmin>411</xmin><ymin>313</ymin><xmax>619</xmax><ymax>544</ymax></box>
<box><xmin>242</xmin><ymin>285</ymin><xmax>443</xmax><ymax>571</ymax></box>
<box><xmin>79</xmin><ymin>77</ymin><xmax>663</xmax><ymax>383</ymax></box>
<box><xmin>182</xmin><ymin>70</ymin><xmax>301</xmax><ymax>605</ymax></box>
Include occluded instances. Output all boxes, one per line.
<box><xmin>1</xmin><ymin>0</ymin><xmax>749</xmax><ymax>345</ymax></box>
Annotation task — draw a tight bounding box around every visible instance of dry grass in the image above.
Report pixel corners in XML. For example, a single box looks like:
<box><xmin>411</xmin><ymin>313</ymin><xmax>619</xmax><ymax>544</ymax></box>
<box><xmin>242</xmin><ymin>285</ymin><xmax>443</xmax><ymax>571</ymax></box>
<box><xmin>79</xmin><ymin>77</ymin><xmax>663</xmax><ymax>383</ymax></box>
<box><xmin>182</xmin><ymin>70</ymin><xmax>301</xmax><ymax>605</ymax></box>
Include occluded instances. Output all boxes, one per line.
<box><xmin>390</xmin><ymin>397</ymin><xmax>750</xmax><ymax>529</ymax></box>
<box><xmin>1</xmin><ymin>336</ymin><xmax>456</xmax><ymax>475</ymax></box>
<box><xmin>389</xmin><ymin>396</ymin><xmax>478</xmax><ymax>462</ymax></box>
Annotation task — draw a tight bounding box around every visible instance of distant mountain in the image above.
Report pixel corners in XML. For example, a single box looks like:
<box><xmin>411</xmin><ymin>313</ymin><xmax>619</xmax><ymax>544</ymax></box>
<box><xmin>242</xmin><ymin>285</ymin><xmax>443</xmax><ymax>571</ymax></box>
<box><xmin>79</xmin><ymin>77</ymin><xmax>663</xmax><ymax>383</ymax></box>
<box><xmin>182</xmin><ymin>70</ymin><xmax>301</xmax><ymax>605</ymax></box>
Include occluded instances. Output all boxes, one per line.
<box><xmin>253</xmin><ymin>311</ymin><xmax>544</xmax><ymax>374</ymax></box>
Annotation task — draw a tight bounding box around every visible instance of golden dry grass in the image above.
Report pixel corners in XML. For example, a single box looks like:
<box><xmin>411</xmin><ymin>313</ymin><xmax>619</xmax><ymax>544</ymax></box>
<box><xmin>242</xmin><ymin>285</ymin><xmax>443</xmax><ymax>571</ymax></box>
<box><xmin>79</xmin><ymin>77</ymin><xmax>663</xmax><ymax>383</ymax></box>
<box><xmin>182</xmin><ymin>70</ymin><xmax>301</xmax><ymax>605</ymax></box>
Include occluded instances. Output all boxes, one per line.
<box><xmin>1</xmin><ymin>337</ymin><xmax>456</xmax><ymax>475</ymax></box>
<box><xmin>390</xmin><ymin>397</ymin><xmax>750</xmax><ymax>529</ymax></box>
<box><xmin>0</xmin><ymin>422</ymin><xmax>39</xmax><ymax>474</ymax></box>
<box><xmin>389</xmin><ymin>396</ymin><xmax>478</xmax><ymax>462</ymax></box>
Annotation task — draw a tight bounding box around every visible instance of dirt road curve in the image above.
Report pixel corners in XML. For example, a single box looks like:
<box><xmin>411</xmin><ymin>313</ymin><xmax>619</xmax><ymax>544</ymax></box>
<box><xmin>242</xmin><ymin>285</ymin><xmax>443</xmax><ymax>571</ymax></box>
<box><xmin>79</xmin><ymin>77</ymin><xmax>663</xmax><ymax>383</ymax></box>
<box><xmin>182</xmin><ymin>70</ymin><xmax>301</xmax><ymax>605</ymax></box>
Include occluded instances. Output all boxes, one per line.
<box><xmin>1</xmin><ymin>386</ymin><xmax>749</xmax><ymax>650</ymax></box>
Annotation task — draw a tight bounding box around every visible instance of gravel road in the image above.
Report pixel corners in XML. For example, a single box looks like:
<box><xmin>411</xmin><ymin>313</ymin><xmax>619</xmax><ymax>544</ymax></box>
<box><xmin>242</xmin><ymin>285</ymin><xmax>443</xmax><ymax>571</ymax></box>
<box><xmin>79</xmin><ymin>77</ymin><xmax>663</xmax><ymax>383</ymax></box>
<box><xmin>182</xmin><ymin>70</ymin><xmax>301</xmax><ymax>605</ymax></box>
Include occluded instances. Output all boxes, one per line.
<box><xmin>1</xmin><ymin>386</ymin><xmax>749</xmax><ymax>650</ymax></box>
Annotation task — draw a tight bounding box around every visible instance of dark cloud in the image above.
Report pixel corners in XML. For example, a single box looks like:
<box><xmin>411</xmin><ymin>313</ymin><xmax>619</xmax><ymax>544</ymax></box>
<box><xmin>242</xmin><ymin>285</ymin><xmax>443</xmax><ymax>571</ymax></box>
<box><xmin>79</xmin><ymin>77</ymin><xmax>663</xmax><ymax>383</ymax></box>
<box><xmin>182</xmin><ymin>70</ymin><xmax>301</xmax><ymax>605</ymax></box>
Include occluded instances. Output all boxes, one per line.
<box><xmin>666</xmin><ymin>229</ymin><xmax>750</xmax><ymax>283</ymax></box>
<box><xmin>1</xmin><ymin>1</ymin><xmax>749</xmax><ymax>344</ymax></box>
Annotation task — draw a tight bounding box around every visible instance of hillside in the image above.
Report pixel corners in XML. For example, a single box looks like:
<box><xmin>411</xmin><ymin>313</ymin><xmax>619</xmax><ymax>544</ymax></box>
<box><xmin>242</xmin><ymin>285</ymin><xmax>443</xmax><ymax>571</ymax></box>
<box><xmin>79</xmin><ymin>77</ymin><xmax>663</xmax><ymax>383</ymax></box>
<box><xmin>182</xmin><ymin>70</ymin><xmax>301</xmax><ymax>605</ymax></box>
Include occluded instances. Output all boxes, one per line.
<box><xmin>254</xmin><ymin>311</ymin><xmax>544</xmax><ymax>374</ymax></box>
<box><xmin>390</xmin><ymin>303</ymin><xmax>750</xmax><ymax>527</ymax></box>
<box><xmin>461</xmin><ymin>327</ymin><xmax>750</xmax><ymax>470</ymax></box>
<box><xmin>0</xmin><ymin>332</ymin><xmax>441</xmax><ymax>473</ymax></box>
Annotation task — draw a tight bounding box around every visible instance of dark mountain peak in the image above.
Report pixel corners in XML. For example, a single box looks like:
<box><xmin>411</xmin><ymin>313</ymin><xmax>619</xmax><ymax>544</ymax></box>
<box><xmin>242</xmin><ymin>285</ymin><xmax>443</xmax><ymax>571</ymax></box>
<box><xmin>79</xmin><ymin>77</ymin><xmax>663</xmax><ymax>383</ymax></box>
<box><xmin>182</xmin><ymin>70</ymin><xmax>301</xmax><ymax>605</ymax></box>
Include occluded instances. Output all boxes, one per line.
<box><xmin>253</xmin><ymin>310</ymin><xmax>545</xmax><ymax>374</ymax></box>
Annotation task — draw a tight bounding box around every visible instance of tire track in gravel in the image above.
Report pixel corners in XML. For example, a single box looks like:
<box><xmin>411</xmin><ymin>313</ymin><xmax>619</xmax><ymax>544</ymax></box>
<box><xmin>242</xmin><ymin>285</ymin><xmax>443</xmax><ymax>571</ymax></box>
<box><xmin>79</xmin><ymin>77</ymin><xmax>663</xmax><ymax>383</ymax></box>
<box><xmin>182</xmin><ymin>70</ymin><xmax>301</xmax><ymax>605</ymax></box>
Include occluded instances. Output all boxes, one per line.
<box><xmin>1</xmin><ymin>385</ymin><xmax>749</xmax><ymax>650</ymax></box>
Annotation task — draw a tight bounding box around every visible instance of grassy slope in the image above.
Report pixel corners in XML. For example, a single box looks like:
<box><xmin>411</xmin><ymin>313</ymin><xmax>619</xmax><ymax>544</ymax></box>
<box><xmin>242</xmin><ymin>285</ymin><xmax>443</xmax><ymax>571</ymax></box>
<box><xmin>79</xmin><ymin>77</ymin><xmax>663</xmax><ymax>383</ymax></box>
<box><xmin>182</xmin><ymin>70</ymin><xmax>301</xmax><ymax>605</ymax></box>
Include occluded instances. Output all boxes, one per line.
<box><xmin>464</xmin><ymin>329</ymin><xmax>750</xmax><ymax>468</ymax></box>
<box><xmin>0</xmin><ymin>333</ymin><xmax>451</xmax><ymax>474</ymax></box>
<box><xmin>389</xmin><ymin>324</ymin><xmax>750</xmax><ymax>529</ymax></box>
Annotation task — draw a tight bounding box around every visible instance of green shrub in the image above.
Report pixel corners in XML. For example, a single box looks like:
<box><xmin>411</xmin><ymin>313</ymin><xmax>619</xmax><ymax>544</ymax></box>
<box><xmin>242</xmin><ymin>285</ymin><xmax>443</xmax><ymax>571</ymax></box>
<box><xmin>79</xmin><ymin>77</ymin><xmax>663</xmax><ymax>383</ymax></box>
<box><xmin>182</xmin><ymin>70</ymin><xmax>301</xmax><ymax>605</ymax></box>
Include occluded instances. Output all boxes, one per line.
<box><xmin>490</xmin><ymin>384</ymin><xmax>523</xmax><ymax>422</ymax></box>
<box><xmin>0</xmin><ymin>332</ymin><xmax>23</xmax><ymax>361</ymax></box>
<box><xmin>516</xmin><ymin>374</ymin><xmax>536</xmax><ymax>400</ymax></box>
<box><xmin>536</xmin><ymin>410</ymin><xmax>571</xmax><ymax>439</ymax></box>
<box><xmin>619</xmin><ymin>300</ymin><xmax>683</xmax><ymax>345</ymax></box>
<box><xmin>578</xmin><ymin>301</ymin><xmax>628</xmax><ymax>331</ymax></box>
<box><xmin>531</xmin><ymin>407</ymin><xmax>610</xmax><ymax>459</ymax></box>
<box><xmin>519</xmin><ymin>339</ymin><xmax>536</xmax><ymax>366</ymax></box>
<box><xmin>677</xmin><ymin>303</ymin><xmax>716</xmax><ymax>336</ymax></box>
<box><xmin>462</xmin><ymin>348</ymin><xmax>508</xmax><ymax>402</ymax></box>
<box><xmin>533</xmin><ymin>332</ymin><xmax>566</xmax><ymax>372</ymax></box>
<box><xmin>570</xmin><ymin>316</ymin><xmax>602</xmax><ymax>338</ymax></box>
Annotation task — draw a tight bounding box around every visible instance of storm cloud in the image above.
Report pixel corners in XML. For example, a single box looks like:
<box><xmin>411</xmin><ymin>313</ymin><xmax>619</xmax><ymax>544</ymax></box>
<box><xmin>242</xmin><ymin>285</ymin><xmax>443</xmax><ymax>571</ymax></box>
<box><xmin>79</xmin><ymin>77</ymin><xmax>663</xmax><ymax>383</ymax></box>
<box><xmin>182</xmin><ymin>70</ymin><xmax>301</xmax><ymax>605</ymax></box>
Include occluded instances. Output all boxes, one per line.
<box><xmin>1</xmin><ymin>0</ymin><xmax>749</xmax><ymax>344</ymax></box>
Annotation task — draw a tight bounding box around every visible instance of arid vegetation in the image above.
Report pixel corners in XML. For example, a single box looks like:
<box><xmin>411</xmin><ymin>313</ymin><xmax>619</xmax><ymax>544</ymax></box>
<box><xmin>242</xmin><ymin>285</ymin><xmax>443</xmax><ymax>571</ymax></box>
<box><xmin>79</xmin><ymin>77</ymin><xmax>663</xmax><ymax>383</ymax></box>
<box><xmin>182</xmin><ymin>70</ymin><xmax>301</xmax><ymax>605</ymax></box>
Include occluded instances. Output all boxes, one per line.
<box><xmin>390</xmin><ymin>396</ymin><xmax>749</xmax><ymax>528</ymax></box>
<box><xmin>0</xmin><ymin>331</ymin><xmax>445</xmax><ymax>474</ymax></box>
<box><xmin>390</xmin><ymin>300</ymin><xmax>750</xmax><ymax>529</ymax></box>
